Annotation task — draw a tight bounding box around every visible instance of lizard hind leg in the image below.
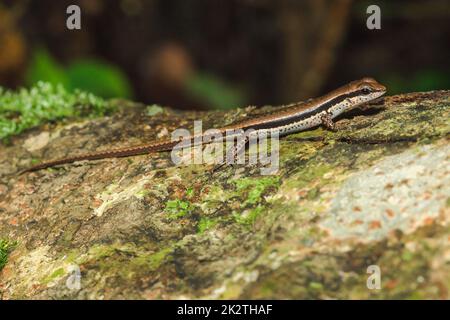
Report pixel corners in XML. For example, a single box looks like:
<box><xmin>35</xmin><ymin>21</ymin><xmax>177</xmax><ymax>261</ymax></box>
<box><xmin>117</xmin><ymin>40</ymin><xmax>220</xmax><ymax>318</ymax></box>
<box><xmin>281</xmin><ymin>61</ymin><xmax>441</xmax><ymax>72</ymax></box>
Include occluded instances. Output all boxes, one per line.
<box><xmin>212</xmin><ymin>134</ymin><xmax>249</xmax><ymax>172</ymax></box>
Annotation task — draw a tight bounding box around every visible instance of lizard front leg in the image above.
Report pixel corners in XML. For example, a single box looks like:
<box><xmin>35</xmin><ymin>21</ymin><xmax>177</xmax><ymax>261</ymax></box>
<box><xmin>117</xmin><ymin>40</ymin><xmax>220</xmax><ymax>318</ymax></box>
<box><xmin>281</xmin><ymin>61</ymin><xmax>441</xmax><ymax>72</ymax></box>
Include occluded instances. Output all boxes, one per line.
<box><xmin>320</xmin><ymin>112</ymin><xmax>337</xmax><ymax>131</ymax></box>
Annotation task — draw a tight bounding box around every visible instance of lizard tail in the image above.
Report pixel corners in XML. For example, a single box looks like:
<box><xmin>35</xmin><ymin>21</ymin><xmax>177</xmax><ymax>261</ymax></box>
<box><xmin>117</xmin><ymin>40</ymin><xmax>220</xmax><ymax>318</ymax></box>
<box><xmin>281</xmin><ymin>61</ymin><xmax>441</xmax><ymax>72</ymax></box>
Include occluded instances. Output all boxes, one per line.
<box><xmin>20</xmin><ymin>139</ymin><xmax>179</xmax><ymax>174</ymax></box>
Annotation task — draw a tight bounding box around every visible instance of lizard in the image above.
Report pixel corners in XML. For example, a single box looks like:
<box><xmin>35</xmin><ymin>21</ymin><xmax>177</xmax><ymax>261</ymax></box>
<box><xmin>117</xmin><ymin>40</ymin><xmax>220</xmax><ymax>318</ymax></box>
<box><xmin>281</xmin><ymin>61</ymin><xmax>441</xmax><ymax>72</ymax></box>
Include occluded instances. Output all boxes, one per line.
<box><xmin>20</xmin><ymin>77</ymin><xmax>386</xmax><ymax>174</ymax></box>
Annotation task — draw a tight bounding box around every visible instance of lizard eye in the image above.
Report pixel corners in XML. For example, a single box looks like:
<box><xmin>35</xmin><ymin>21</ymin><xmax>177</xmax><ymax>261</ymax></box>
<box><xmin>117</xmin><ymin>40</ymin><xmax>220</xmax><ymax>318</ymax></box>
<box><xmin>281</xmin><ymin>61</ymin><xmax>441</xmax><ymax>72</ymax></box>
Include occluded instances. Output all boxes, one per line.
<box><xmin>361</xmin><ymin>87</ymin><xmax>371</xmax><ymax>95</ymax></box>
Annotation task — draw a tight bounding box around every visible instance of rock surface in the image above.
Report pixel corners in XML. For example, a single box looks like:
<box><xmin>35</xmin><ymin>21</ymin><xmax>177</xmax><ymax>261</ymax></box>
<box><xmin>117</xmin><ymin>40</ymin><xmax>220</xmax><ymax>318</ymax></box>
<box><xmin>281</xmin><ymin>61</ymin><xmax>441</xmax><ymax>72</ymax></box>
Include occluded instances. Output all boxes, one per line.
<box><xmin>0</xmin><ymin>90</ymin><xmax>449</xmax><ymax>299</ymax></box>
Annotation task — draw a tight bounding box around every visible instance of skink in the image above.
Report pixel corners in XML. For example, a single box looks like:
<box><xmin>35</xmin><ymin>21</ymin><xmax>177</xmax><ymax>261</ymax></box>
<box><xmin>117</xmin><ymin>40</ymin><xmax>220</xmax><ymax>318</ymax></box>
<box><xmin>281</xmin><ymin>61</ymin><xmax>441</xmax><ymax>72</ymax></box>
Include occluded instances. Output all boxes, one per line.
<box><xmin>22</xmin><ymin>77</ymin><xmax>386</xmax><ymax>173</ymax></box>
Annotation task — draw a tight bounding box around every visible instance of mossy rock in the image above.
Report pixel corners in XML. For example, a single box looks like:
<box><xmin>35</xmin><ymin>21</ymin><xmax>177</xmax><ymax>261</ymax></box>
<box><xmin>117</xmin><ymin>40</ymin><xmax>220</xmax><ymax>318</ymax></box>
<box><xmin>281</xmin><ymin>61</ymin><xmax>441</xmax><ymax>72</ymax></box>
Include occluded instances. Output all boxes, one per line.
<box><xmin>0</xmin><ymin>88</ymin><xmax>449</xmax><ymax>299</ymax></box>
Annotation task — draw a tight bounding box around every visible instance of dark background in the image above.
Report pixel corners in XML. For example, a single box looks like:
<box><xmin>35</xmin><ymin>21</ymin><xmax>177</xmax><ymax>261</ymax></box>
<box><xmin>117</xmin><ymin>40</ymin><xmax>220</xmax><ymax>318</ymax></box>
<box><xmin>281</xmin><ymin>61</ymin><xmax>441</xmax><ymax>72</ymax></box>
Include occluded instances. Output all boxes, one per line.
<box><xmin>0</xmin><ymin>0</ymin><xmax>449</xmax><ymax>110</ymax></box>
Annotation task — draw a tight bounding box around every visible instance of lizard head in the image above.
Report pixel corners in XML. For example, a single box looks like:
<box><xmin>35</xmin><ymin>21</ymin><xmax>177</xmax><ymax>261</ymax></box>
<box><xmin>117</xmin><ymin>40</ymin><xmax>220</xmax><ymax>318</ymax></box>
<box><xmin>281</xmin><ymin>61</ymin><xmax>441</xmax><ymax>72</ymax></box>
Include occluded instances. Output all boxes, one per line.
<box><xmin>325</xmin><ymin>77</ymin><xmax>387</xmax><ymax>118</ymax></box>
<box><xmin>351</xmin><ymin>77</ymin><xmax>387</xmax><ymax>102</ymax></box>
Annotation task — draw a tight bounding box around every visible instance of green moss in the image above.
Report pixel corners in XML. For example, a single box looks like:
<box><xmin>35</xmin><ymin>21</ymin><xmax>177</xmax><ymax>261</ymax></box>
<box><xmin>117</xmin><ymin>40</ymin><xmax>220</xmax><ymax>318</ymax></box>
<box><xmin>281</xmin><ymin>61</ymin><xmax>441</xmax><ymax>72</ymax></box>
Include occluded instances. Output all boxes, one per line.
<box><xmin>306</xmin><ymin>187</ymin><xmax>320</xmax><ymax>200</ymax></box>
<box><xmin>132</xmin><ymin>247</ymin><xmax>172</xmax><ymax>271</ymax></box>
<box><xmin>233</xmin><ymin>176</ymin><xmax>280</xmax><ymax>206</ymax></box>
<box><xmin>135</xmin><ymin>189</ymin><xmax>151</xmax><ymax>198</ymax></box>
<box><xmin>0</xmin><ymin>82</ymin><xmax>114</xmax><ymax>140</ymax></box>
<box><xmin>186</xmin><ymin>187</ymin><xmax>195</xmax><ymax>198</ymax></box>
<box><xmin>284</xmin><ymin>164</ymin><xmax>333</xmax><ymax>190</ymax></box>
<box><xmin>83</xmin><ymin>243</ymin><xmax>173</xmax><ymax>280</ymax></box>
<box><xmin>408</xmin><ymin>291</ymin><xmax>425</xmax><ymax>300</ymax></box>
<box><xmin>0</xmin><ymin>239</ymin><xmax>17</xmax><ymax>271</ymax></box>
<box><xmin>288</xmin><ymin>127</ymin><xmax>329</xmax><ymax>140</ymax></box>
<box><xmin>200</xmin><ymin>184</ymin><xmax>230</xmax><ymax>207</ymax></box>
<box><xmin>336</xmin><ymin>96</ymin><xmax>449</xmax><ymax>145</ymax></box>
<box><xmin>41</xmin><ymin>267</ymin><xmax>65</xmax><ymax>285</ymax></box>
<box><xmin>228</xmin><ymin>177</ymin><xmax>280</xmax><ymax>226</ymax></box>
<box><xmin>234</xmin><ymin>205</ymin><xmax>264</xmax><ymax>226</ymax></box>
<box><xmin>197</xmin><ymin>217</ymin><xmax>219</xmax><ymax>234</ymax></box>
<box><xmin>64</xmin><ymin>249</ymin><xmax>81</xmax><ymax>264</ymax></box>
<box><xmin>401</xmin><ymin>251</ymin><xmax>414</xmax><ymax>262</ymax></box>
<box><xmin>259</xmin><ymin>281</ymin><xmax>278</xmax><ymax>297</ymax></box>
<box><xmin>309</xmin><ymin>281</ymin><xmax>324</xmax><ymax>290</ymax></box>
<box><xmin>87</xmin><ymin>244</ymin><xmax>118</xmax><ymax>260</ymax></box>
<box><xmin>165</xmin><ymin>199</ymin><xmax>194</xmax><ymax>220</ymax></box>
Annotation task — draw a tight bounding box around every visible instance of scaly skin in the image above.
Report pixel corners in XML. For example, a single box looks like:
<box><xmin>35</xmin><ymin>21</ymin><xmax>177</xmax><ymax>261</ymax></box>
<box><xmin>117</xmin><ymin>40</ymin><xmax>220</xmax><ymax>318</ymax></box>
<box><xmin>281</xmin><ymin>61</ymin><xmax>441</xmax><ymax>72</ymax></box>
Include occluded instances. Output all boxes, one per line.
<box><xmin>21</xmin><ymin>77</ymin><xmax>386</xmax><ymax>173</ymax></box>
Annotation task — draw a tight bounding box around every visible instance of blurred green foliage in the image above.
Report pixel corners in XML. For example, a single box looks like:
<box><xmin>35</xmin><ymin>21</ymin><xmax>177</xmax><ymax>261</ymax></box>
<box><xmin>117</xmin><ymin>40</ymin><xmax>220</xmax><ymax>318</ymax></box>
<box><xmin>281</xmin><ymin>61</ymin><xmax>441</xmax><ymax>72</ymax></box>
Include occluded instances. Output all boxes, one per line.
<box><xmin>66</xmin><ymin>60</ymin><xmax>132</xmax><ymax>99</ymax></box>
<box><xmin>186</xmin><ymin>73</ymin><xmax>245</xmax><ymax>110</ymax></box>
<box><xmin>26</xmin><ymin>48</ymin><xmax>69</xmax><ymax>89</ymax></box>
<box><xmin>26</xmin><ymin>47</ymin><xmax>133</xmax><ymax>99</ymax></box>
<box><xmin>0</xmin><ymin>82</ymin><xmax>113</xmax><ymax>140</ymax></box>
<box><xmin>383</xmin><ymin>70</ymin><xmax>450</xmax><ymax>95</ymax></box>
